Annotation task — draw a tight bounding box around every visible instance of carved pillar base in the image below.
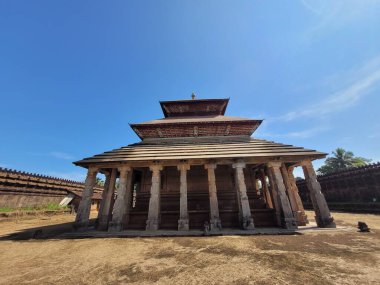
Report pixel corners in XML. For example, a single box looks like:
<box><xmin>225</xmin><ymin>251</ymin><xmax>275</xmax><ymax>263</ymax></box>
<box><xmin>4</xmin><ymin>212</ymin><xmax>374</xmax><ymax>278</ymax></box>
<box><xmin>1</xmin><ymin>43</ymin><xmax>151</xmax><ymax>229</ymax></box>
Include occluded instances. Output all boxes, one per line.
<box><xmin>315</xmin><ymin>215</ymin><xmax>336</xmax><ymax>228</ymax></box>
<box><xmin>108</xmin><ymin>222</ymin><xmax>124</xmax><ymax>232</ymax></box>
<box><xmin>294</xmin><ymin>211</ymin><xmax>308</xmax><ymax>226</ymax></box>
<box><xmin>283</xmin><ymin>217</ymin><xmax>297</xmax><ymax>229</ymax></box>
<box><xmin>97</xmin><ymin>216</ymin><xmax>111</xmax><ymax>231</ymax></box>
<box><xmin>210</xmin><ymin>218</ymin><xmax>222</xmax><ymax>231</ymax></box>
<box><xmin>242</xmin><ymin>216</ymin><xmax>255</xmax><ymax>230</ymax></box>
<box><xmin>178</xmin><ymin>219</ymin><xmax>189</xmax><ymax>231</ymax></box>
<box><xmin>73</xmin><ymin>221</ymin><xmax>90</xmax><ymax>231</ymax></box>
<box><xmin>146</xmin><ymin>218</ymin><xmax>160</xmax><ymax>231</ymax></box>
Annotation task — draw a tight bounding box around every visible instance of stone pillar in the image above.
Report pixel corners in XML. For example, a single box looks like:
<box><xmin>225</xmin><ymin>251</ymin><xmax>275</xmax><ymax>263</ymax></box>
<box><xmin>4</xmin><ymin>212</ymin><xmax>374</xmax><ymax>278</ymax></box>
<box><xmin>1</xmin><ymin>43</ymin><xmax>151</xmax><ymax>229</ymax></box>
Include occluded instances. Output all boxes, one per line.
<box><xmin>146</xmin><ymin>165</ymin><xmax>163</xmax><ymax>230</ymax></box>
<box><xmin>280</xmin><ymin>164</ymin><xmax>308</xmax><ymax>226</ymax></box>
<box><xmin>97</xmin><ymin>169</ymin><xmax>117</xmax><ymax>230</ymax></box>
<box><xmin>74</xmin><ymin>167</ymin><xmax>98</xmax><ymax>230</ymax></box>
<box><xmin>232</xmin><ymin>161</ymin><xmax>255</xmax><ymax>230</ymax></box>
<box><xmin>267</xmin><ymin>162</ymin><xmax>297</xmax><ymax>229</ymax></box>
<box><xmin>205</xmin><ymin>163</ymin><xmax>222</xmax><ymax>230</ymax></box>
<box><xmin>252</xmin><ymin>171</ymin><xmax>259</xmax><ymax>196</ymax></box>
<box><xmin>259</xmin><ymin>169</ymin><xmax>273</xmax><ymax>209</ymax></box>
<box><xmin>97</xmin><ymin>172</ymin><xmax>111</xmax><ymax>222</ymax></box>
<box><xmin>301</xmin><ymin>160</ymin><xmax>336</xmax><ymax>228</ymax></box>
<box><xmin>287</xmin><ymin>166</ymin><xmax>308</xmax><ymax>226</ymax></box>
<box><xmin>267</xmin><ymin>167</ymin><xmax>282</xmax><ymax>226</ymax></box>
<box><xmin>177</xmin><ymin>164</ymin><xmax>190</xmax><ymax>231</ymax></box>
<box><xmin>109</xmin><ymin>166</ymin><xmax>132</xmax><ymax>231</ymax></box>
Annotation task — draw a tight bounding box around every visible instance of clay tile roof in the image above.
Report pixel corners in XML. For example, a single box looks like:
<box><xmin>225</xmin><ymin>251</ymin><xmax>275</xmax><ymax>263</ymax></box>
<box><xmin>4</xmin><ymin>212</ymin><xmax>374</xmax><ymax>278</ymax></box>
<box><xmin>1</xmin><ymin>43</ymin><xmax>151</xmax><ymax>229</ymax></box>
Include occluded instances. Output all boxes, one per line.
<box><xmin>74</xmin><ymin>138</ymin><xmax>327</xmax><ymax>166</ymax></box>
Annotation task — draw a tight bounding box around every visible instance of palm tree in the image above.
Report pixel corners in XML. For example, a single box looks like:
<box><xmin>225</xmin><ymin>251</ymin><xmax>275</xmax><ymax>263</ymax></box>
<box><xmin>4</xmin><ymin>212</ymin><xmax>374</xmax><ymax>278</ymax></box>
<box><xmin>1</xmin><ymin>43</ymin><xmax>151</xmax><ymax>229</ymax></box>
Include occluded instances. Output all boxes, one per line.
<box><xmin>318</xmin><ymin>148</ymin><xmax>371</xmax><ymax>175</ymax></box>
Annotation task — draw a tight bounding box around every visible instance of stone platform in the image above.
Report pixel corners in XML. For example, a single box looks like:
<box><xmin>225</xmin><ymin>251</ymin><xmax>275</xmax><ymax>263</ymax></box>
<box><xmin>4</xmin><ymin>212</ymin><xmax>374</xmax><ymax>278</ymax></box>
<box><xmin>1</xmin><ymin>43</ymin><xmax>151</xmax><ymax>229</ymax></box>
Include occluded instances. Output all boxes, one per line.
<box><xmin>60</xmin><ymin>223</ymin><xmax>348</xmax><ymax>239</ymax></box>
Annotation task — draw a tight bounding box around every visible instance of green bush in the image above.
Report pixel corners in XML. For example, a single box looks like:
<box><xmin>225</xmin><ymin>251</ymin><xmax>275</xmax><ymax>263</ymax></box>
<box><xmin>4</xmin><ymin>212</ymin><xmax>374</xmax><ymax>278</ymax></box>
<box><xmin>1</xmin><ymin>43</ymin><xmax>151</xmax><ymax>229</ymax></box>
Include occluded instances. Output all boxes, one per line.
<box><xmin>0</xmin><ymin>204</ymin><xmax>68</xmax><ymax>213</ymax></box>
<box><xmin>0</xmin><ymin>207</ymin><xmax>14</xmax><ymax>213</ymax></box>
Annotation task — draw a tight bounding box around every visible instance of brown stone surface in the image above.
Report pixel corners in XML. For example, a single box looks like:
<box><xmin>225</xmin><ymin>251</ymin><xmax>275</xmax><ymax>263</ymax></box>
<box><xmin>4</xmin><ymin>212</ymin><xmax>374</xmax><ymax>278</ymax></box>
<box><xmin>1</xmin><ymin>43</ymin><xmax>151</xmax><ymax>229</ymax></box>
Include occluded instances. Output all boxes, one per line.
<box><xmin>0</xmin><ymin>167</ymin><xmax>103</xmax><ymax>208</ymax></box>
<box><xmin>0</xmin><ymin>211</ymin><xmax>379</xmax><ymax>284</ymax></box>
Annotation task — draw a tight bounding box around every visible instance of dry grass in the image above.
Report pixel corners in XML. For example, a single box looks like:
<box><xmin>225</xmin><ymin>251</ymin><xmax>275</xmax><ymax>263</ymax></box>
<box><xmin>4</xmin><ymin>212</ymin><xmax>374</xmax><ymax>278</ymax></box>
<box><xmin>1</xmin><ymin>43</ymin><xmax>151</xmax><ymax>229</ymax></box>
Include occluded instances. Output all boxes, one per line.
<box><xmin>0</xmin><ymin>211</ymin><xmax>379</xmax><ymax>285</ymax></box>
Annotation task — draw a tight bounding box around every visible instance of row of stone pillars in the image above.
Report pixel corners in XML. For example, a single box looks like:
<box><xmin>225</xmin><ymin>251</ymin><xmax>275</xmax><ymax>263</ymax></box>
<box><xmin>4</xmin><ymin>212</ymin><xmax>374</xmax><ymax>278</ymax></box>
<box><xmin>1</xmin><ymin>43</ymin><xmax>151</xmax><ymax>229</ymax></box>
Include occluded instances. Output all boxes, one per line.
<box><xmin>74</xmin><ymin>159</ymin><xmax>335</xmax><ymax>232</ymax></box>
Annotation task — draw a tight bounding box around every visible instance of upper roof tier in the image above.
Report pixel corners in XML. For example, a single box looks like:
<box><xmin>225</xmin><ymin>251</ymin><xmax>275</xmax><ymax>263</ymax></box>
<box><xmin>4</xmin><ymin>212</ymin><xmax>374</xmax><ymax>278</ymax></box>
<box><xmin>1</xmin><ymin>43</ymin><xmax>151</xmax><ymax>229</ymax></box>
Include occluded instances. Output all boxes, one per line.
<box><xmin>130</xmin><ymin>97</ymin><xmax>262</xmax><ymax>140</ymax></box>
<box><xmin>160</xmin><ymin>98</ymin><xmax>229</xmax><ymax>117</ymax></box>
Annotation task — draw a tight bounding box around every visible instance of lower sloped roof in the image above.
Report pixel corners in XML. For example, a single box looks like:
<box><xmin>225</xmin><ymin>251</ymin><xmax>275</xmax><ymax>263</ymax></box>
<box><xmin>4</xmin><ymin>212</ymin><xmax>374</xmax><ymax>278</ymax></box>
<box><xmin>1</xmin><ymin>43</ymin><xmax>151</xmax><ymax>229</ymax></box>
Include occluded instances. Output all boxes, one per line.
<box><xmin>74</xmin><ymin>138</ymin><xmax>327</xmax><ymax>166</ymax></box>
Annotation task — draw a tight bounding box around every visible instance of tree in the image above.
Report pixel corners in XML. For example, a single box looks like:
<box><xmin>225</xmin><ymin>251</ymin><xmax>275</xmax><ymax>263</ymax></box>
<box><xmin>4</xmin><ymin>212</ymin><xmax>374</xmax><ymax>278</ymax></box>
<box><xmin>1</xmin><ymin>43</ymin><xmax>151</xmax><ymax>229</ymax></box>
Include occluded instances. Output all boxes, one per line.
<box><xmin>96</xmin><ymin>177</ymin><xmax>105</xmax><ymax>187</ymax></box>
<box><xmin>317</xmin><ymin>148</ymin><xmax>371</xmax><ymax>175</ymax></box>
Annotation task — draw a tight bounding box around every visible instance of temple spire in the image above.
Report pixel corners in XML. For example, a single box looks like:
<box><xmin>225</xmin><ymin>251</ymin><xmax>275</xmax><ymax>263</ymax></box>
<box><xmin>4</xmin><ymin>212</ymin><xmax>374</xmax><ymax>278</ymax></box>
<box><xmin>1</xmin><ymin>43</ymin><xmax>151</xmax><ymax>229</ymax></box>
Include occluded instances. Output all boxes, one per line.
<box><xmin>191</xmin><ymin>92</ymin><xmax>196</xmax><ymax>100</ymax></box>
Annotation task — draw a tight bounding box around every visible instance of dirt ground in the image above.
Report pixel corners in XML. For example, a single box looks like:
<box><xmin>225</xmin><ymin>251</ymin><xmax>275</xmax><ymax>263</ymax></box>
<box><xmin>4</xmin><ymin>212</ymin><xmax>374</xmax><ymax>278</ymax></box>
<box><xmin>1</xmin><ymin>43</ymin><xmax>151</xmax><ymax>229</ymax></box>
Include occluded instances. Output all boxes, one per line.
<box><xmin>0</xmin><ymin>211</ymin><xmax>379</xmax><ymax>285</ymax></box>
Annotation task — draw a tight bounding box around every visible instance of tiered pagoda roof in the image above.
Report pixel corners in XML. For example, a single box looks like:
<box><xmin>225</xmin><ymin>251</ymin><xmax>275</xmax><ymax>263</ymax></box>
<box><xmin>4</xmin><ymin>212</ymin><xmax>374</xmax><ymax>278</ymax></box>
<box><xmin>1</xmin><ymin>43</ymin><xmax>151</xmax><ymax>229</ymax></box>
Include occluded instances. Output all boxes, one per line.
<box><xmin>130</xmin><ymin>97</ymin><xmax>262</xmax><ymax>139</ymax></box>
<box><xmin>74</xmin><ymin>96</ymin><xmax>327</xmax><ymax>167</ymax></box>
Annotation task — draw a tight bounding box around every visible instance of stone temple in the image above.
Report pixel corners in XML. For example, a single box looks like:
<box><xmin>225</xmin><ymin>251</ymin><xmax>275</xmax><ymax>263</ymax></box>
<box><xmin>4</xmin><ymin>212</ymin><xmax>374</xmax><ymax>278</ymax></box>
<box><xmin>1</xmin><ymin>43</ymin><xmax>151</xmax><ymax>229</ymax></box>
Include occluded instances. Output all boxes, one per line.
<box><xmin>73</xmin><ymin>96</ymin><xmax>335</xmax><ymax>233</ymax></box>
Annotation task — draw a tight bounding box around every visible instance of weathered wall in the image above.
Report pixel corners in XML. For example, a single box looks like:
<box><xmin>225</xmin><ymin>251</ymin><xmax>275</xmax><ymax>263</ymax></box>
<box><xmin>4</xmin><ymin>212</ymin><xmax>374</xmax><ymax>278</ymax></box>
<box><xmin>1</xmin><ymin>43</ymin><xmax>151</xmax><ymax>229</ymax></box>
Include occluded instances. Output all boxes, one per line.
<box><xmin>0</xmin><ymin>193</ymin><xmax>64</xmax><ymax>208</ymax></box>
<box><xmin>0</xmin><ymin>168</ymin><xmax>103</xmax><ymax>210</ymax></box>
<box><xmin>297</xmin><ymin>163</ymin><xmax>380</xmax><ymax>213</ymax></box>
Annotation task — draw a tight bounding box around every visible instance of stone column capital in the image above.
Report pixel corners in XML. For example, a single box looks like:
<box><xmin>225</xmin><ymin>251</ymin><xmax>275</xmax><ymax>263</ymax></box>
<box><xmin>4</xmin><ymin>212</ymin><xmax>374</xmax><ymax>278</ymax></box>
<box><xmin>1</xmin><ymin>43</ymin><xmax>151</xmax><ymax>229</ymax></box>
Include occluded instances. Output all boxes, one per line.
<box><xmin>204</xmin><ymin>163</ymin><xmax>217</xmax><ymax>170</ymax></box>
<box><xmin>118</xmin><ymin>166</ymin><xmax>131</xmax><ymax>180</ymax></box>
<box><xmin>118</xmin><ymin>166</ymin><xmax>131</xmax><ymax>173</ymax></box>
<box><xmin>287</xmin><ymin>165</ymin><xmax>295</xmax><ymax>172</ymax></box>
<box><xmin>267</xmin><ymin>161</ymin><xmax>282</xmax><ymax>169</ymax></box>
<box><xmin>87</xmin><ymin>166</ymin><xmax>99</xmax><ymax>176</ymax></box>
<box><xmin>232</xmin><ymin>161</ymin><xmax>246</xmax><ymax>169</ymax></box>
<box><xmin>149</xmin><ymin>165</ymin><xmax>163</xmax><ymax>173</ymax></box>
<box><xmin>300</xmin><ymin>159</ymin><xmax>313</xmax><ymax>167</ymax></box>
<box><xmin>177</xmin><ymin>164</ymin><xmax>190</xmax><ymax>172</ymax></box>
<box><xmin>301</xmin><ymin>159</ymin><xmax>318</xmax><ymax>179</ymax></box>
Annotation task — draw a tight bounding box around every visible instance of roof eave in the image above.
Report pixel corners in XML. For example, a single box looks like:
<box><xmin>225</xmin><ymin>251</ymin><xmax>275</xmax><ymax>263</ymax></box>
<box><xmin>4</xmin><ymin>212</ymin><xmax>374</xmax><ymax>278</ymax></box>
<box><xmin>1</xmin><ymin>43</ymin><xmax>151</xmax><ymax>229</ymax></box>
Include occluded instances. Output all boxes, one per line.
<box><xmin>159</xmin><ymin>98</ymin><xmax>230</xmax><ymax>118</ymax></box>
<box><xmin>131</xmin><ymin>119</ymin><xmax>263</xmax><ymax>127</ymax></box>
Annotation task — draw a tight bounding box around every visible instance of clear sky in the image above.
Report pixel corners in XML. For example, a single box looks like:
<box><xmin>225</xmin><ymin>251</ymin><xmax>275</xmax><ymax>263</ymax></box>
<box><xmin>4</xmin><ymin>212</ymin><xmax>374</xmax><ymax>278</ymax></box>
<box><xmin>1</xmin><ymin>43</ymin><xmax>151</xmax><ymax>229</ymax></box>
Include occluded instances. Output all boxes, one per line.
<box><xmin>1</xmin><ymin>0</ymin><xmax>379</xmax><ymax>181</ymax></box>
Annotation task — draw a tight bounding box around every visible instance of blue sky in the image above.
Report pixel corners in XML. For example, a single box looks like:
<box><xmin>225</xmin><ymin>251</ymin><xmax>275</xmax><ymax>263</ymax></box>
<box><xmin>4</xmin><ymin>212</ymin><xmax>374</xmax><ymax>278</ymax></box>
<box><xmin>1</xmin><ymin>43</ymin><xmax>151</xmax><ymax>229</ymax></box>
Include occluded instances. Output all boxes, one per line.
<box><xmin>1</xmin><ymin>0</ymin><xmax>379</xmax><ymax>180</ymax></box>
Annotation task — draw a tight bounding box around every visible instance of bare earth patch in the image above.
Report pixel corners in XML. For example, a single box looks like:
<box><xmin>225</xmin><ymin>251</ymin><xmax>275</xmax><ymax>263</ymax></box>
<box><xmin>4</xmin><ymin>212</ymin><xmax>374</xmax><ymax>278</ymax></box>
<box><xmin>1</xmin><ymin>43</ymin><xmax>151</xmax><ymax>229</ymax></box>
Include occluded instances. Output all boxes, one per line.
<box><xmin>0</xmin><ymin>211</ymin><xmax>379</xmax><ymax>285</ymax></box>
